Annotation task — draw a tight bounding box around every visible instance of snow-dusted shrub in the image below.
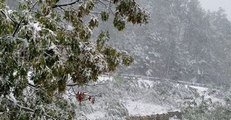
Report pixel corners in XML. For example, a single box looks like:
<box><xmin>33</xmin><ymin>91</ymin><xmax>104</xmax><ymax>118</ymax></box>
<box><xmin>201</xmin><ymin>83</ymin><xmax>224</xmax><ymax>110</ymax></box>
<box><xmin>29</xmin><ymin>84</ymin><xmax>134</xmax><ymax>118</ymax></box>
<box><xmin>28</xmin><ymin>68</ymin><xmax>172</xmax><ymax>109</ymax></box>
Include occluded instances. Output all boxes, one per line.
<box><xmin>183</xmin><ymin>95</ymin><xmax>231</xmax><ymax>120</ymax></box>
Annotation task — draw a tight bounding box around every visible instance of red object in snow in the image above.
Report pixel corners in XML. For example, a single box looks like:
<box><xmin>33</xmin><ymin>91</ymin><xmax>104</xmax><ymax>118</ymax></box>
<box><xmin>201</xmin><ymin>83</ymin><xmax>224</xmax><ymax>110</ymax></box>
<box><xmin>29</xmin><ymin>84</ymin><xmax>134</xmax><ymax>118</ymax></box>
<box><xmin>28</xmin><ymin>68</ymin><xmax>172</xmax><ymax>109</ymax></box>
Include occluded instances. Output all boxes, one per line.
<box><xmin>76</xmin><ymin>91</ymin><xmax>95</xmax><ymax>104</ymax></box>
<box><xmin>76</xmin><ymin>92</ymin><xmax>85</xmax><ymax>104</ymax></box>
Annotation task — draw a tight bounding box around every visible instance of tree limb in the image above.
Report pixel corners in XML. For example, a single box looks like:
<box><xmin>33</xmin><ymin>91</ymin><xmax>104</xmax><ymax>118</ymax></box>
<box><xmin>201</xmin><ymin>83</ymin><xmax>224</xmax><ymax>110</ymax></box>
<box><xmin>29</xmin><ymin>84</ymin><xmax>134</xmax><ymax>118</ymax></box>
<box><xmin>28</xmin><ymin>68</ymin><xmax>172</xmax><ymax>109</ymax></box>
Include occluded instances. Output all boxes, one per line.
<box><xmin>7</xmin><ymin>97</ymin><xmax>34</xmax><ymax>112</ymax></box>
<box><xmin>16</xmin><ymin>103</ymin><xmax>35</xmax><ymax>112</ymax></box>
<box><xmin>7</xmin><ymin>97</ymin><xmax>54</xmax><ymax>119</ymax></box>
<box><xmin>67</xmin><ymin>83</ymin><xmax>79</xmax><ymax>87</ymax></box>
<box><xmin>28</xmin><ymin>83</ymin><xmax>38</xmax><ymax>88</ymax></box>
<box><xmin>12</xmin><ymin>1</ymin><xmax>38</xmax><ymax>37</ymax></box>
<box><xmin>0</xmin><ymin>10</ymin><xmax>18</xmax><ymax>25</ymax></box>
<box><xmin>52</xmin><ymin>0</ymin><xmax>80</xmax><ymax>8</ymax></box>
<box><xmin>67</xmin><ymin>82</ymin><xmax>106</xmax><ymax>87</ymax></box>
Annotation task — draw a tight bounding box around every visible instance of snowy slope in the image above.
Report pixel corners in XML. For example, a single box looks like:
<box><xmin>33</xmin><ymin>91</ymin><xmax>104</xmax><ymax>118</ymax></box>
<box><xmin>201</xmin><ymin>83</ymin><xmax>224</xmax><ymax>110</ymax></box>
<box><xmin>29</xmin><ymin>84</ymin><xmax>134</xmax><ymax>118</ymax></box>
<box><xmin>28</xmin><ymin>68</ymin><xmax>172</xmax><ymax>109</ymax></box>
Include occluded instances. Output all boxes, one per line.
<box><xmin>72</xmin><ymin>75</ymin><xmax>225</xmax><ymax>120</ymax></box>
<box><xmin>124</xmin><ymin>100</ymin><xmax>168</xmax><ymax>116</ymax></box>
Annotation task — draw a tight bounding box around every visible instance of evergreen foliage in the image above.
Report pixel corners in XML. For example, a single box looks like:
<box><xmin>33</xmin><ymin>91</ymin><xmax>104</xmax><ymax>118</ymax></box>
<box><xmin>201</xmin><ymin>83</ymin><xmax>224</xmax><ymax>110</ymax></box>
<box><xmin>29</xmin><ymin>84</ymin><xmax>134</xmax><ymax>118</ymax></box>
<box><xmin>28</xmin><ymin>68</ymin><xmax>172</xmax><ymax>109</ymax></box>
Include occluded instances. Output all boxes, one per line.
<box><xmin>0</xmin><ymin>0</ymin><xmax>148</xmax><ymax>119</ymax></box>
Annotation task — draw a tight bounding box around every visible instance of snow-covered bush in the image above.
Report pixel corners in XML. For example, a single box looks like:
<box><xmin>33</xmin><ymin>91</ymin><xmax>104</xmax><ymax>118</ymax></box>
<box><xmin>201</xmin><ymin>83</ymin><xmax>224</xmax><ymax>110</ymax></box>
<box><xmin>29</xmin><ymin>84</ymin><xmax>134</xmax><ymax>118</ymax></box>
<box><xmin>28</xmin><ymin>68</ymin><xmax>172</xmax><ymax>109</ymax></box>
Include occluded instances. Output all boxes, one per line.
<box><xmin>183</xmin><ymin>94</ymin><xmax>231</xmax><ymax>120</ymax></box>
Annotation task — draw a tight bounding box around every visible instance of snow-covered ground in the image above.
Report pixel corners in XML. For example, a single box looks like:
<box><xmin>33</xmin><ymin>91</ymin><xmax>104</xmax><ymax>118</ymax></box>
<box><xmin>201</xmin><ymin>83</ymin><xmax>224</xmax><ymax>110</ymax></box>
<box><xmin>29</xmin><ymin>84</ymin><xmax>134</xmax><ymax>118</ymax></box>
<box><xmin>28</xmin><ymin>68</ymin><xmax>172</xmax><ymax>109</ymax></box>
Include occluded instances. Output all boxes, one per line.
<box><xmin>189</xmin><ymin>85</ymin><xmax>208</xmax><ymax>95</ymax></box>
<box><xmin>86</xmin><ymin>111</ymin><xmax>106</xmax><ymax>120</ymax></box>
<box><xmin>124</xmin><ymin>100</ymin><xmax>168</xmax><ymax>116</ymax></box>
<box><xmin>189</xmin><ymin>85</ymin><xmax>224</xmax><ymax>104</ymax></box>
<box><xmin>74</xmin><ymin>75</ymin><xmax>226</xmax><ymax>119</ymax></box>
<box><xmin>137</xmin><ymin>78</ymin><xmax>154</xmax><ymax>88</ymax></box>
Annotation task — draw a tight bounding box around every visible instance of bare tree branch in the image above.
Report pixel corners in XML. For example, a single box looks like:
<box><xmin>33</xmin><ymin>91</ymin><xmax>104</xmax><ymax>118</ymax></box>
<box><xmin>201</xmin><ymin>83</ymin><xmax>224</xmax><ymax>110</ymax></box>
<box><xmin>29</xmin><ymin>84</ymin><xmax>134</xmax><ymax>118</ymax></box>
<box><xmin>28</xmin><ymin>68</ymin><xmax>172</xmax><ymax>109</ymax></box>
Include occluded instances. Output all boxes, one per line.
<box><xmin>52</xmin><ymin>0</ymin><xmax>80</xmax><ymax>8</ymax></box>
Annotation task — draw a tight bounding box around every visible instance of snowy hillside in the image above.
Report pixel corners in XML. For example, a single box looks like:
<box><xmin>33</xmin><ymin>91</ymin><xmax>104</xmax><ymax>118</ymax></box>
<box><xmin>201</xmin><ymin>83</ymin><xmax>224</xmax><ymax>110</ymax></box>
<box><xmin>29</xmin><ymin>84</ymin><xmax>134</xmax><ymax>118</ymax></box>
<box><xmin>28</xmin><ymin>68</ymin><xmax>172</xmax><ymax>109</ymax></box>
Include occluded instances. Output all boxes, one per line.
<box><xmin>70</xmin><ymin>75</ymin><xmax>227</xmax><ymax>120</ymax></box>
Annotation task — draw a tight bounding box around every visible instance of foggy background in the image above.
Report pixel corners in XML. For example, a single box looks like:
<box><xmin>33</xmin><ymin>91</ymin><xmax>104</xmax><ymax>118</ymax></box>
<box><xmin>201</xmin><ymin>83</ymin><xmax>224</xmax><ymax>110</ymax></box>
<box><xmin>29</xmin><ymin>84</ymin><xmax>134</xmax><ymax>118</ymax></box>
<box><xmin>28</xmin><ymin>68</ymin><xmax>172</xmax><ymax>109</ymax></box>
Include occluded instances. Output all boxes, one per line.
<box><xmin>199</xmin><ymin>0</ymin><xmax>231</xmax><ymax>20</ymax></box>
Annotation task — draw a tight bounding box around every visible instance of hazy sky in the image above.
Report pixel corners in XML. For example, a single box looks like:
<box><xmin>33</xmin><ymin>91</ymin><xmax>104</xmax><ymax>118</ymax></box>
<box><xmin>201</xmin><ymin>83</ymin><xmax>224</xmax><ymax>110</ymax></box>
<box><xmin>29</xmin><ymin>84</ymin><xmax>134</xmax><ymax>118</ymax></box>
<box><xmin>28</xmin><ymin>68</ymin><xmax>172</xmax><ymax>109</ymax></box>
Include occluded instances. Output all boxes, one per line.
<box><xmin>199</xmin><ymin>0</ymin><xmax>231</xmax><ymax>20</ymax></box>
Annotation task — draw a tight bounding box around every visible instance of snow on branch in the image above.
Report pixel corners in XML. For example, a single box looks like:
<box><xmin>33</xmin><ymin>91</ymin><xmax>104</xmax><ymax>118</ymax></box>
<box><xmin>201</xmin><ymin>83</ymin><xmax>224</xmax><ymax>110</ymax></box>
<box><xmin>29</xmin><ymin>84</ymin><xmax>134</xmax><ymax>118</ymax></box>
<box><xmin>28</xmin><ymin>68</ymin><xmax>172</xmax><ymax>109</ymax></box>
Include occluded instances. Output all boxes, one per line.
<box><xmin>6</xmin><ymin>97</ymin><xmax>54</xmax><ymax>119</ymax></box>
<box><xmin>12</xmin><ymin>1</ymin><xmax>38</xmax><ymax>37</ymax></box>
<box><xmin>52</xmin><ymin>0</ymin><xmax>80</xmax><ymax>8</ymax></box>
